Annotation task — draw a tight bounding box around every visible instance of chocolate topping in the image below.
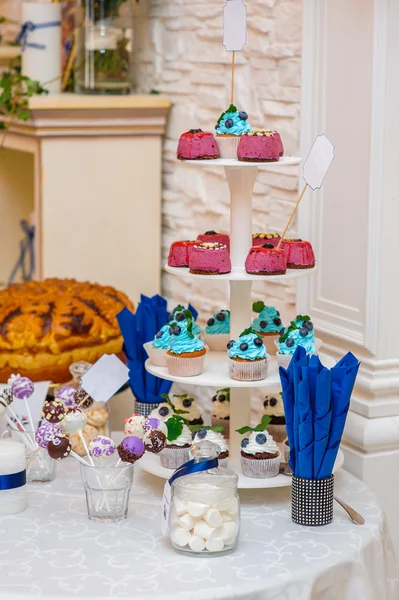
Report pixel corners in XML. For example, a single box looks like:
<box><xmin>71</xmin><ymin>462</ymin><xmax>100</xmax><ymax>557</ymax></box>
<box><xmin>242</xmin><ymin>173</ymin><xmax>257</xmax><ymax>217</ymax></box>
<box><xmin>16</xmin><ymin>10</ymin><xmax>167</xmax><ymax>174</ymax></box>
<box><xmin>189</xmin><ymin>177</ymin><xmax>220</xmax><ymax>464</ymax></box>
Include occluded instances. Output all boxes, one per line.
<box><xmin>188</xmin><ymin>129</ymin><xmax>203</xmax><ymax>134</ymax></box>
<box><xmin>204</xmin><ymin>230</ymin><xmax>217</xmax><ymax>235</ymax></box>
<box><xmin>262</xmin><ymin>244</ymin><xmax>275</xmax><ymax>249</ymax></box>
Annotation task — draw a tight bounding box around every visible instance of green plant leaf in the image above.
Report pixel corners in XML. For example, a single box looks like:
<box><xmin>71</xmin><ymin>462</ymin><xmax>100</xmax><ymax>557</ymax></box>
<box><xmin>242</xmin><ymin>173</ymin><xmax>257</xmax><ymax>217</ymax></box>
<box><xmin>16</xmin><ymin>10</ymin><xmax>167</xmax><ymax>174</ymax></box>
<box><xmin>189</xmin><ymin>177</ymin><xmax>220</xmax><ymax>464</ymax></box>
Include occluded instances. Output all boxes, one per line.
<box><xmin>166</xmin><ymin>418</ymin><xmax>183</xmax><ymax>442</ymax></box>
<box><xmin>240</xmin><ymin>326</ymin><xmax>254</xmax><ymax>337</ymax></box>
<box><xmin>235</xmin><ymin>425</ymin><xmax>253</xmax><ymax>435</ymax></box>
<box><xmin>252</xmin><ymin>301</ymin><xmax>265</xmax><ymax>314</ymax></box>
<box><xmin>217</xmin><ymin>103</ymin><xmax>238</xmax><ymax>125</ymax></box>
<box><xmin>183</xmin><ymin>309</ymin><xmax>193</xmax><ymax>319</ymax></box>
<box><xmin>236</xmin><ymin>415</ymin><xmax>271</xmax><ymax>435</ymax></box>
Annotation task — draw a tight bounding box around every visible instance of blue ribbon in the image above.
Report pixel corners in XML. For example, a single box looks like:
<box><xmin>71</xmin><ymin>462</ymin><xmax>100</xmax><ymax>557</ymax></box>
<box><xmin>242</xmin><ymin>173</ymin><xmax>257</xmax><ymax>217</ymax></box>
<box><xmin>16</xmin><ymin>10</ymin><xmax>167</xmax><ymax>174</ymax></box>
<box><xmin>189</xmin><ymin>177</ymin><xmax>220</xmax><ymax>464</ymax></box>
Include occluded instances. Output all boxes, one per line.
<box><xmin>169</xmin><ymin>458</ymin><xmax>219</xmax><ymax>486</ymax></box>
<box><xmin>16</xmin><ymin>20</ymin><xmax>61</xmax><ymax>51</ymax></box>
<box><xmin>0</xmin><ymin>470</ymin><xmax>26</xmax><ymax>491</ymax></box>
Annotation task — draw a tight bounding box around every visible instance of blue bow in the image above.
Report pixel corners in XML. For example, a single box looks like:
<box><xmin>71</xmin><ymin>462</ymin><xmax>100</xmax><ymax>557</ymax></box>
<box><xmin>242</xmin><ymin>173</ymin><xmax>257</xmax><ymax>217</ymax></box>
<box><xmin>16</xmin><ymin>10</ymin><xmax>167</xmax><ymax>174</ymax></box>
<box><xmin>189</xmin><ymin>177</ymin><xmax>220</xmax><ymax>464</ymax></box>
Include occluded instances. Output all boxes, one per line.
<box><xmin>169</xmin><ymin>458</ymin><xmax>218</xmax><ymax>485</ymax></box>
<box><xmin>16</xmin><ymin>20</ymin><xmax>61</xmax><ymax>51</ymax></box>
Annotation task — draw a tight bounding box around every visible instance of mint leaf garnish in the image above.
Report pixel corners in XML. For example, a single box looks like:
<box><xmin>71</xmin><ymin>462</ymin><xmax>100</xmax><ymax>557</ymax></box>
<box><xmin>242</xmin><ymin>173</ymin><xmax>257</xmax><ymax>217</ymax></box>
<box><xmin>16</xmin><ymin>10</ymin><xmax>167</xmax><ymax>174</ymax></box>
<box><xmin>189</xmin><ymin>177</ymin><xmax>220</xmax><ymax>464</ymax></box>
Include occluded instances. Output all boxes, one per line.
<box><xmin>236</xmin><ymin>414</ymin><xmax>271</xmax><ymax>435</ymax></box>
<box><xmin>190</xmin><ymin>424</ymin><xmax>224</xmax><ymax>433</ymax></box>
<box><xmin>166</xmin><ymin>418</ymin><xmax>183</xmax><ymax>442</ymax></box>
<box><xmin>252</xmin><ymin>301</ymin><xmax>265</xmax><ymax>314</ymax></box>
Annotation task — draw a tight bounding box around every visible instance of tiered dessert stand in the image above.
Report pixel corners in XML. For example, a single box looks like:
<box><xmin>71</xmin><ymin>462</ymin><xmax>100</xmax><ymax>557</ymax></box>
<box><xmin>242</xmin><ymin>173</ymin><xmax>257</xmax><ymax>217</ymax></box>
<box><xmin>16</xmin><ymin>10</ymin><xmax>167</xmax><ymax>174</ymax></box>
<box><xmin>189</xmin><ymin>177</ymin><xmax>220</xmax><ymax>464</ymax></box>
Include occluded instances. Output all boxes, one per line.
<box><xmin>145</xmin><ymin>157</ymin><xmax>341</xmax><ymax>488</ymax></box>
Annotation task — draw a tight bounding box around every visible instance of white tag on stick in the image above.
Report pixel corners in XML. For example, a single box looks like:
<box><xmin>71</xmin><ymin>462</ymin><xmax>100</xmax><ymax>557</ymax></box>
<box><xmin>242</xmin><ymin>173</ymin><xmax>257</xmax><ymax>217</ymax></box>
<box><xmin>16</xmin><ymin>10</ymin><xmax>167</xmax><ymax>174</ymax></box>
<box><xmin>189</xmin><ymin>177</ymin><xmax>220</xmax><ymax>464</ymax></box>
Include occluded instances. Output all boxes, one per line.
<box><xmin>302</xmin><ymin>134</ymin><xmax>335</xmax><ymax>190</ymax></box>
<box><xmin>223</xmin><ymin>0</ymin><xmax>247</xmax><ymax>52</ymax></box>
<box><xmin>161</xmin><ymin>481</ymin><xmax>171</xmax><ymax>536</ymax></box>
<box><xmin>81</xmin><ymin>354</ymin><xmax>129</xmax><ymax>403</ymax></box>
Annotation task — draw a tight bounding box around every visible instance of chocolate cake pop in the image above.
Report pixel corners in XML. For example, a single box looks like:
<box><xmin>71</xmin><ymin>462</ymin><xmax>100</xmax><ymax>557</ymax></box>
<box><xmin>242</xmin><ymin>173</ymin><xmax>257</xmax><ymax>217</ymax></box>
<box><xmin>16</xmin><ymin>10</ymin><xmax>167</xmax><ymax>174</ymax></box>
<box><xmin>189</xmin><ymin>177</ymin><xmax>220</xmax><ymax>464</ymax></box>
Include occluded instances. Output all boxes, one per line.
<box><xmin>62</xmin><ymin>408</ymin><xmax>87</xmax><ymax>434</ymax></box>
<box><xmin>117</xmin><ymin>436</ymin><xmax>145</xmax><ymax>464</ymax></box>
<box><xmin>143</xmin><ymin>429</ymin><xmax>167</xmax><ymax>454</ymax></box>
<box><xmin>89</xmin><ymin>436</ymin><xmax>116</xmax><ymax>460</ymax></box>
<box><xmin>47</xmin><ymin>434</ymin><xmax>72</xmax><ymax>460</ymax></box>
<box><xmin>73</xmin><ymin>388</ymin><xmax>94</xmax><ymax>410</ymax></box>
<box><xmin>35</xmin><ymin>423</ymin><xmax>61</xmax><ymax>449</ymax></box>
<box><xmin>42</xmin><ymin>400</ymin><xmax>65</xmax><ymax>424</ymax></box>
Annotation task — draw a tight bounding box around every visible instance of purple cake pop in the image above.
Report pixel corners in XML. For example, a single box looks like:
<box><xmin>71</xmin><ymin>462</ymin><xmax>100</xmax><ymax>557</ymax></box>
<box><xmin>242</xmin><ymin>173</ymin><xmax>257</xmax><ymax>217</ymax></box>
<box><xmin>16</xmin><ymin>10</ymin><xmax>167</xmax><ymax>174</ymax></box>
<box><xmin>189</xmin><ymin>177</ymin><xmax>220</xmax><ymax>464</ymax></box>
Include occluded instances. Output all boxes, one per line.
<box><xmin>35</xmin><ymin>423</ymin><xmax>61</xmax><ymax>449</ymax></box>
<box><xmin>9</xmin><ymin>375</ymin><xmax>34</xmax><ymax>400</ymax></box>
<box><xmin>89</xmin><ymin>436</ymin><xmax>116</xmax><ymax>460</ymax></box>
<box><xmin>55</xmin><ymin>386</ymin><xmax>76</xmax><ymax>408</ymax></box>
<box><xmin>117</xmin><ymin>436</ymin><xmax>145</xmax><ymax>464</ymax></box>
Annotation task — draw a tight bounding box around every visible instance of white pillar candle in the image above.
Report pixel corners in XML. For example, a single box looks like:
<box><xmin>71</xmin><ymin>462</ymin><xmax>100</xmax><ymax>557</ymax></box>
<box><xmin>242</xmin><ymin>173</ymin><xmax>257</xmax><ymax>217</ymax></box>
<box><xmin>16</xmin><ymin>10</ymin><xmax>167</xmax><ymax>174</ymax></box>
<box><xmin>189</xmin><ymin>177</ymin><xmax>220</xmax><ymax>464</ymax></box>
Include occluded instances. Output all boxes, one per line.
<box><xmin>0</xmin><ymin>438</ymin><xmax>27</xmax><ymax>516</ymax></box>
<box><xmin>21</xmin><ymin>2</ymin><xmax>61</xmax><ymax>94</ymax></box>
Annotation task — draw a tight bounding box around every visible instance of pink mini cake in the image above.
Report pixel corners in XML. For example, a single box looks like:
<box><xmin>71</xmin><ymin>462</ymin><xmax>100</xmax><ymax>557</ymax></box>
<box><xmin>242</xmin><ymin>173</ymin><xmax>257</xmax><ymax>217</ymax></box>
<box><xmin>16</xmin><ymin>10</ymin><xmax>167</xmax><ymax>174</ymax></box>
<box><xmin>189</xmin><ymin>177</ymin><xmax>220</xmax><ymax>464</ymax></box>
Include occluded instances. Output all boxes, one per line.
<box><xmin>168</xmin><ymin>240</ymin><xmax>198</xmax><ymax>267</ymax></box>
<box><xmin>237</xmin><ymin>130</ymin><xmax>284</xmax><ymax>162</ymax></box>
<box><xmin>189</xmin><ymin>242</ymin><xmax>231</xmax><ymax>275</ymax></box>
<box><xmin>252</xmin><ymin>233</ymin><xmax>281</xmax><ymax>248</ymax></box>
<box><xmin>177</xmin><ymin>129</ymin><xmax>219</xmax><ymax>160</ymax></box>
<box><xmin>280</xmin><ymin>239</ymin><xmax>315</xmax><ymax>269</ymax></box>
<box><xmin>245</xmin><ymin>244</ymin><xmax>287</xmax><ymax>276</ymax></box>
<box><xmin>197</xmin><ymin>231</ymin><xmax>230</xmax><ymax>252</ymax></box>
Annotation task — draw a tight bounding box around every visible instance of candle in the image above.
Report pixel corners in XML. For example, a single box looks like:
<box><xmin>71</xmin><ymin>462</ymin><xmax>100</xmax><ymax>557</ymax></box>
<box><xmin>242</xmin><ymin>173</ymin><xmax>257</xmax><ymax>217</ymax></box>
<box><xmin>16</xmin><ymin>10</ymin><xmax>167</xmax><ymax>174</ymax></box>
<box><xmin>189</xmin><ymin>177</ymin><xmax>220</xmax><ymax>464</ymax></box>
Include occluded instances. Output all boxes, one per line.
<box><xmin>0</xmin><ymin>438</ymin><xmax>27</xmax><ymax>516</ymax></box>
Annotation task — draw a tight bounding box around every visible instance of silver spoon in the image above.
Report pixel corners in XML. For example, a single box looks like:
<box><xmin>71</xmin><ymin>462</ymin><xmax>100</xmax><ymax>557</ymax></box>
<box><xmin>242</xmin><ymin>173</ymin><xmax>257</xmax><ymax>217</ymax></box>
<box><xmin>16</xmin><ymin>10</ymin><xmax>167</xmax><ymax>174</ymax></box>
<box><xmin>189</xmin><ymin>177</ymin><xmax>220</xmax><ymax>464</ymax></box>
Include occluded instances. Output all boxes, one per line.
<box><xmin>280</xmin><ymin>464</ymin><xmax>365</xmax><ymax>525</ymax></box>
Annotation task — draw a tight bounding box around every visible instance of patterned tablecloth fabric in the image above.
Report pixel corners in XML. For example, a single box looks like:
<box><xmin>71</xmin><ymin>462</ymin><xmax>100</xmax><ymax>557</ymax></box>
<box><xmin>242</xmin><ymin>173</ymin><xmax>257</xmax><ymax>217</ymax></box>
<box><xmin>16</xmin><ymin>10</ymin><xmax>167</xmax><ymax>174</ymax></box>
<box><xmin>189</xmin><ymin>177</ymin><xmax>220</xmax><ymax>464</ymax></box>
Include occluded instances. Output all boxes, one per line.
<box><xmin>0</xmin><ymin>460</ymin><xmax>397</xmax><ymax>600</ymax></box>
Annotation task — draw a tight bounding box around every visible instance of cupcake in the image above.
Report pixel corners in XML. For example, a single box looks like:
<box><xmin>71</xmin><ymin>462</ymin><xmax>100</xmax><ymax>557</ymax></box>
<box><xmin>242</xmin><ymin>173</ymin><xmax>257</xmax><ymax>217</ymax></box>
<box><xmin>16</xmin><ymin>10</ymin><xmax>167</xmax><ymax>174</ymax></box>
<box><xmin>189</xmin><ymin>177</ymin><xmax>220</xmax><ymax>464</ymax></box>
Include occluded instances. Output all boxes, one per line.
<box><xmin>238</xmin><ymin>418</ymin><xmax>281</xmax><ymax>478</ymax></box>
<box><xmin>160</xmin><ymin>416</ymin><xmax>192</xmax><ymax>469</ymax></box>
<box><xmin>167</xmin><ymin>319</ymin><xmax>206</xmax><ymax>377</ymax></box>
<box><xmin>283</xmin><ymin>438</ymin><xmax>290</xmax><ymax>464</ymax></box>
<box><xmin>211</xmin><ymin>388</ymin><xmax>230</xmax><ymax>438</ymax></box>
<box><xmin>192</xmin><ymin>427</ymin><xmax>229</xmax><ymax>467</ymax></box>
<box><xmin>251</xmin><ymin>301</ymin><xmax>282</xmax><ymax>355</ymax></box>
<box><xmin>227</xmin><ymin>328</ymin><xmax>268</xmax><ymax>381</ymax></box>
<box><xmin>177</xmin><ymin>129</ymin><xmax>219</xmax><ymax>160</ymax></box>
<box><xmin>215</xmin><ymin>104</ymin><xmax>252</xmax><ymax>158</ymax></box>
<box><xmin>275</xmin><ymin>315</ymin><xmax>320</xmax><ymax>368</ymax></box>
<box><xmin>172</xmin><ymin>394</ymin><xmax>204</xmax><ymax>426</ymax></box>
<box><xmin>169</xmin><ymin>305</ymin><xmax>202</xmax><ymax>337</ymax></box>
<box><xmin>144</xmin><ymin>324</ymin><xmax>171</xmax><ymax>367</ymax></box>
<box><xmin>204</xmin><ymin>309</ymin><xmax>230</xmax><ymax>351</ymax></box>
<box><xmin>262</xmin><ymin>392</ymin><xmax>286</xmax><ymax>442</ymax></box>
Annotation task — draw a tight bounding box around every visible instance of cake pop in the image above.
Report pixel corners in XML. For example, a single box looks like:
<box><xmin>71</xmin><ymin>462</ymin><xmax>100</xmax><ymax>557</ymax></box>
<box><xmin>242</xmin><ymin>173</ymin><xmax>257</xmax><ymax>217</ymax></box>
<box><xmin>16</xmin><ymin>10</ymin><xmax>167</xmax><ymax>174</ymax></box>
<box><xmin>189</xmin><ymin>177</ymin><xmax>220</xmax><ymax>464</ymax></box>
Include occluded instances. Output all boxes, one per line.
<box><xmin>74</xmin><ymin>388</ymin><xmax>94</xmax><ymax>410</ymax></box>
<box><xmin>117</xmin><ymin>436</ymin><xmax>145</xmax><ymax>464</ymax></box>
<box><xmin>35</xmin><ymin>423</ymin><xmax>61</xmax><ymax>449</ymax></box>
<box><xmin>124</xmin><ymin>414</ymin><xmax>146</xmax><ymax>438</ymax></box>
<box><xmin>144</xmin><ymin>417</ymin><xmax>168</xmax><ymax>436</ymax></box>
<box><xmin>0</xmin><ymin>388</ymin><xmax>12</xmax><ymax>417</ymax></box>
<box><xmin>62</xmin><ymin>408</ymin><xmax>87</xmax><ymax>434</ymax></box>
<box><xmin>8</xmin><ymin>374</ymin><xmax>35</xmax><ymax>434</ymax></box>
<box><xmin>143</xmin><ymin>429</ymin><xmax>167</xmax><ymax>454</ymax></box>
<box><xmin>55</xmin><ymin>386</ymin><xmax>76</xmax><ymax>409</ymax></box>
<box><xmin>42</xmin><ymin>400</ymin><xmax>65</xmax><ymax>424</ymax></box>
<box><xmin>89</xmin><ymin>436</ymin><xmax>116</xmax><ymax>460</ymax></box>
<box><xmin>47</xmin><ymin>434</ymin><xmax>72</xmax><ymax>460</ymax></box>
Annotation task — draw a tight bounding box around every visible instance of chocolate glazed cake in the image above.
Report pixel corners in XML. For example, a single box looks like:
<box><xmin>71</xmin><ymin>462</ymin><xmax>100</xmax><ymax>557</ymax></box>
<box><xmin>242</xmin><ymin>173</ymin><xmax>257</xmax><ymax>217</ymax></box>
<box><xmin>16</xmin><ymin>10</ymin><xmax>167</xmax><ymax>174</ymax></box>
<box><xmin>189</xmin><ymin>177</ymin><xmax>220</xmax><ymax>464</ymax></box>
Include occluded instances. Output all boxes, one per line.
<box><xmin>0</xmin><ymin>278</ymin><xmax>134</xmax><ymax>383</ymax></box>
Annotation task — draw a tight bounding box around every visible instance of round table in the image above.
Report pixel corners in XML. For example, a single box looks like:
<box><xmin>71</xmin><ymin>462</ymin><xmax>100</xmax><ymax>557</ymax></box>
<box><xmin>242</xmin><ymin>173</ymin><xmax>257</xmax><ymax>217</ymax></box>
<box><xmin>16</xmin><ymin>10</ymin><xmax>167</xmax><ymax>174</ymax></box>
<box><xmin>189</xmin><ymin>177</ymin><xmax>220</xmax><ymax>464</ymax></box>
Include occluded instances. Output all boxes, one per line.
<box><xmin>0</xmin><ymin>460</ymin><xmax>397</xmax><ymax>600</ymax></box>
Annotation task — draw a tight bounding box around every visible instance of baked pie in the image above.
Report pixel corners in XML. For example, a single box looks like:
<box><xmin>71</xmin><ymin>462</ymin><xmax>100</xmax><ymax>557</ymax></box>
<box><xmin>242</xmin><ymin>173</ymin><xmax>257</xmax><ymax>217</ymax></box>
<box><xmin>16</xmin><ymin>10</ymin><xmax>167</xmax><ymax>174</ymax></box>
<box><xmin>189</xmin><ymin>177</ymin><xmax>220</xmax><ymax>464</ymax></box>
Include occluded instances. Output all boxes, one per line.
<box><xmin>0</xmin><ymin>278</ymin><xmax>134</xmax><ymax>383</ymax></box>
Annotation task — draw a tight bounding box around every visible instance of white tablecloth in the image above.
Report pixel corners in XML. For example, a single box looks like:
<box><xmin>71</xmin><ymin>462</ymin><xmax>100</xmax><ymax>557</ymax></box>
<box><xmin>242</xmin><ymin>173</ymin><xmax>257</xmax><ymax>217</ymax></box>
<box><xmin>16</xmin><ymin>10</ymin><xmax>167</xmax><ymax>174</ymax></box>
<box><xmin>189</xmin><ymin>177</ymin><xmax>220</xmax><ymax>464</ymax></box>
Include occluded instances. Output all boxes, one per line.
<box><xmin>0</xmin><ymin>460</ymin><xmax>397</xmax><ymax>600</ymax></box>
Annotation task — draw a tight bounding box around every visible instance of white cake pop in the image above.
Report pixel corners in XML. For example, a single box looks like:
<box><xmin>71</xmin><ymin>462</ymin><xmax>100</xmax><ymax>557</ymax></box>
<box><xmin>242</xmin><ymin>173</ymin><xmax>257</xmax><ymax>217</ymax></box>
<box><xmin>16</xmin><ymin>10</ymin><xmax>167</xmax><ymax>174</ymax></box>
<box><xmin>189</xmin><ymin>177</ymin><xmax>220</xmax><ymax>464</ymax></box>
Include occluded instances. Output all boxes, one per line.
<box><xmin>62</xmin><ymin>408</ymin><xmax>87</xmax><ymax>434</ymax></box>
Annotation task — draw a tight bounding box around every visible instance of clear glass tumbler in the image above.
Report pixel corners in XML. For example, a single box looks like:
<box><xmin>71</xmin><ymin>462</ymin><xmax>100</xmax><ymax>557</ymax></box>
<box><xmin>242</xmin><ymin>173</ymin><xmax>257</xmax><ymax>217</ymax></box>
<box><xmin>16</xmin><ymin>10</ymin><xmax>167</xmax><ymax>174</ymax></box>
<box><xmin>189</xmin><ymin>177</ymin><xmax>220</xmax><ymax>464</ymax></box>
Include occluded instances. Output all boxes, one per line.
<box><xmin>80</xmin><ymin>462</ymin><xmax>134</xmax><ymax>522</ymax></box>
<box><xmin>11</xmin><ymin>430</ymin><xmax>56</xmax><ymax>483</ymax></box>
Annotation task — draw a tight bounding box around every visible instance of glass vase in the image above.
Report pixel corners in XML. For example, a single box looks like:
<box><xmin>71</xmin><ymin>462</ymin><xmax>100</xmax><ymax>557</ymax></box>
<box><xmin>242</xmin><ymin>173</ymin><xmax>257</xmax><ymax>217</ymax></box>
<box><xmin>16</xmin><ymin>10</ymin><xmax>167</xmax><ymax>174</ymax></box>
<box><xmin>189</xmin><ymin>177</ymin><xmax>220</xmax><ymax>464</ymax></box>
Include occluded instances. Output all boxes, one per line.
<box><xmin>75</xmin><ymin>0</ymin><xmax>133</xmax><ymax>95</ymax></box>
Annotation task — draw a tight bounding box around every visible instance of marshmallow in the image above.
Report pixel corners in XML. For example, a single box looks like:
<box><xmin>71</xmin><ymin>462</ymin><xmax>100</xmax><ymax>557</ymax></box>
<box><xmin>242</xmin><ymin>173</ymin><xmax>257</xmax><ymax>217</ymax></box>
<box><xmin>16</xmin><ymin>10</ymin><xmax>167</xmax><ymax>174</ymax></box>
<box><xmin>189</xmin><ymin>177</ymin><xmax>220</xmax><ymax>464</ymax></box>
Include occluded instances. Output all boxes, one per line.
<box><xmin>174</xmin><ymin>497</ymin><xmax>188</xmax><ymax>516</ymax></box>
<box><xmin>227</xmin><ymin>497</ymin><xmax>239</xmax><ymax>516</ymax></box>
<box><xmin>188</xmin><ymin>535</ymin><xmax>206</xmax><ymax>553</ymax></box>
<box><xmin>221</xmin><ymin>511</ymin><xmax>233</xmax><ymax>522</ymax></box>
<box><xmin>171</xmin><ymin>526</ymin><xmax>191</xmax><ymax>547</ymax></box>
<box><xmin>219</xmin><ymin>521</ymin><xmax>238</xmax><ymax>545</ymax></box>
<box><xmin>179</xmin><ymin>513</ymin><xmax>196</xmax><ymax>531</ymax></box>
<box><xmin>206</xmin><ymin>537</ymin><xmax>224</xmax><ymax>552</ymax></box>
<box><xmin>204</xmin><ymin>508</ymin><xmax>223</xmax><ymax>528</ymax></box>
<box><xmin>211</xmin><ymin>498</ymin><xmax>231</xmax><ymax>512</ymax></box>
<box><xmin>187</xmin><ymin>501</ymin><xmax>209</xmax><ymax>518</ymax></box>
<box><xmin>193</xmin><ymin>520</ymin><xmax>215</xmax><ymax>540</ymax></box>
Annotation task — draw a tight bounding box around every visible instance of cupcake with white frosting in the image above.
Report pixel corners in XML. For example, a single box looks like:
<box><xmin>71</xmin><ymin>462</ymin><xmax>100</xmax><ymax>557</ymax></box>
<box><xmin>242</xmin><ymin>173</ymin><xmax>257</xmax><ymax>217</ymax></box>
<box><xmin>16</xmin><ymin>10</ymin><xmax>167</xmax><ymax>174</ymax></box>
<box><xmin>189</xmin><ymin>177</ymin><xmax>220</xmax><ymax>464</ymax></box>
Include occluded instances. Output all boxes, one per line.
<box><xmin>160</xmin><ymin>416</ymin><xmax>192</xmax><ymax>469</ymax></box>
<box><xmin>211</xmin><ymin>388</ymin><xmax>230</xmax><ymax>438</ymax></box>
<box><xmin>262</xmin><ymin>392</ymin><xmax>286</xmax><ymax>442</ymax></box>
<box><xmin>192</xmin><ymin>427</ymin><xmax>229</xmax><ymax>467</ymax></box>
<box><xmin>238</xmin><ymin>418</ymin><xmax>280</xmax><ymax>478</ymax></box>
<box><xmin>172</xmin><ymin>394</ymin><xmax>203</xmax><ymax>426</ymax></box>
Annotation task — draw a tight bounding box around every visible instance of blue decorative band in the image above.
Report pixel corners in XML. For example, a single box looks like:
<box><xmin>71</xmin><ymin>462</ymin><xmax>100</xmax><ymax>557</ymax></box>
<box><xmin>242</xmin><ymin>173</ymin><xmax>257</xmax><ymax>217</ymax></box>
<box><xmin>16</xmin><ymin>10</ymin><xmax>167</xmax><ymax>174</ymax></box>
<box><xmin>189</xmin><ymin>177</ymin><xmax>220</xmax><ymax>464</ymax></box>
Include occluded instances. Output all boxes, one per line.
<box><xmin>16</xmin><ymin>21</ymin><xmax>61</xmax><ymax>51</ymax></box>
<box><xmin>0</xmin><ymin>470</ymin><xmax>26</xmax><ymax>491</ymax></box>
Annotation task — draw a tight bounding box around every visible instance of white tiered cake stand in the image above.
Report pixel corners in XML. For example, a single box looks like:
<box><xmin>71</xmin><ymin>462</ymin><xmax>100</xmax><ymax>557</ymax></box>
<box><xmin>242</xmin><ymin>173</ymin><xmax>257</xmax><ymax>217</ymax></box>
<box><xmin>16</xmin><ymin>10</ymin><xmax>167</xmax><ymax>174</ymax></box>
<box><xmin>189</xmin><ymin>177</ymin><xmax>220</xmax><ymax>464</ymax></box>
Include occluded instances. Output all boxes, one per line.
<box><xmin>143</xmin><ymin>157</ymin><xmax>342</xmax><ymax>489</ymax></box>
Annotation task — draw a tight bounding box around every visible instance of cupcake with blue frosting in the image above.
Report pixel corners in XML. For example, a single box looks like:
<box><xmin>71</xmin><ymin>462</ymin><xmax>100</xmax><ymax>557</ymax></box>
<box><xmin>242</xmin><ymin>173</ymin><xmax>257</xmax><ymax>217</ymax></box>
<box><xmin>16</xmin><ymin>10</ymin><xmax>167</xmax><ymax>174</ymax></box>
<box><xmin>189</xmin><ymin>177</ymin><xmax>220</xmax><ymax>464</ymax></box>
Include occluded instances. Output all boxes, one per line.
<box><xmin>275</xmin><ymin>315</ymin><xmax>321</xmax><ymax>368</ymax></box>
<box><xmin>166</xmin><ymin>318</ymin><xmax>206</xmax><ymax>377</ymax></box>
<box><xmin>144</xmin><ymin>324</ymin><xmax>171</xmax><ymax>367</ymax></box>
<box><xmin>252</xmin><ymin>301</ymin><xmax>283</xmax><ymax>355</ymax></box>
<box><xmin>204</xmin><ymin>309</ymin><xmax>230</xmax><ymax>351</ymax></box>
<box><xmin>215</xmin><ymin>104</ymin><xmax>252</xmax><ymax>158</ymax></box>
<box><xmin>227</xmin><ymin>327</ymin><xmax>268</xmax><ymax>381</ymax></box>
